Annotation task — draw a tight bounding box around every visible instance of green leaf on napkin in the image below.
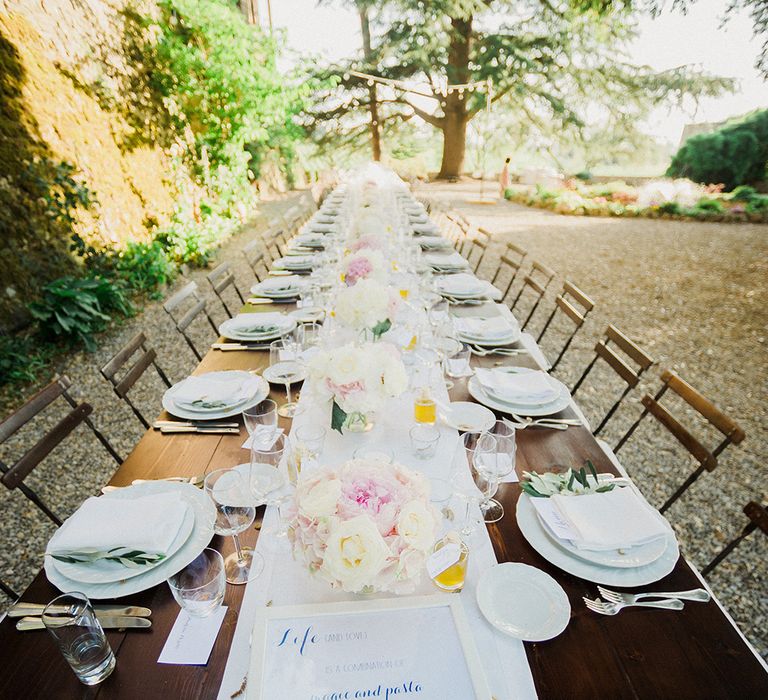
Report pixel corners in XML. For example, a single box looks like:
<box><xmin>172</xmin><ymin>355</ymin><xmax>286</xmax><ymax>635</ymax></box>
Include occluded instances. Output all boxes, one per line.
<box><xmin>191</xmin><ymin>399</ymin><xmax>229</xmax><ymax>409</ymax></box>
<box><xmin>331</xmin><ymin>400</ymin><xmax>347</xmax><ymax>434</ymax></box>
<box><xmin>371</xmin><ymin>318</ymin><xmax>392</xmax><ymax>340</ymax></box>
<box><xmin>50</xmin><ymin>547</ymin><xmax>166</xmax><ymax>568</ymax></box>
<box><xmin>242</xmin><ymin>324</ymin><xmax>279</xmax><ymax>334</ymax></box>
<box><xmin>521</xmin><ymin>461</ymin><xmax>616</xmax><ymax>498</ymax></box>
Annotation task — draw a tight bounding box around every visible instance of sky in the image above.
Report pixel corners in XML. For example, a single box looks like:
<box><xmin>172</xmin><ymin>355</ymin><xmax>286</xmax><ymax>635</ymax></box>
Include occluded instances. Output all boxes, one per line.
<box><xmin>262</xmin><ymin>0</ymin><xmax>766</xmax><ymax>146</ymax></box>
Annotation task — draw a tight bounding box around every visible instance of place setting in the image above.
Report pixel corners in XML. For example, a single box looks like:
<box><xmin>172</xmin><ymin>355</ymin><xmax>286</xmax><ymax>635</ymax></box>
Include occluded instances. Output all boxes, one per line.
<box><xmin>436</xmin><ymin>272</ymin><xmax>503</xmax><ymax>303</ymax></box>
<box><xmin>453</xmin><ymin>313</ymin><xmax>522</xmax><ymax>350</ymax></box>
<box><xmin>250</xmin><ymin>274</ymin><xmax>307</xmax><ymax>301</ymax></box>
<box><xmin>424</xmin><ymin>250</ymin><xmax>471</xmax><ymax>273</ymax></box>
<box><xmin>272</xmin><ymin>254</ymin><xmax>315</xmax><ymax>273</ymax></box>
<box><xmin>215</xmin><ymin>312</ymin><xmax>298</xmax><ymax>351</ymax></box>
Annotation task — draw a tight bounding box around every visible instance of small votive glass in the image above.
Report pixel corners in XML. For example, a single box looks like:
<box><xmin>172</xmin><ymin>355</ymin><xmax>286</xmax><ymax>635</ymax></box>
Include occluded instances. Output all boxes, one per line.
<box><xmin>410</xmin><ymin>424</ymin><xmax>440</xmax><ymax>460</ymax></box>
<box><xmin>444</xmin><ymin>342</ymin><xmax>473</xmax><ymax>378</ymax></box>
<box><xmin>167</xmin><ymin>548</ymin><xmax>226</xmax><ymax>616</ymax></box>
<box><xmin>429</xmin><ymin>533</ymin><xmax>469</xmax><ymax>592</ymax></box>
<box><xmin>42</xmin><ymin>592</ymin><xmax>115</xmax><ymax>686</ymax></box>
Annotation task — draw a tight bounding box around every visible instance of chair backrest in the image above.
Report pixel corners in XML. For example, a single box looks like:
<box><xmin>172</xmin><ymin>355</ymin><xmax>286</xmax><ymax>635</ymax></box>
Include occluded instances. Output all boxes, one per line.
<box><xmin>100</xmin><ymin>332</ymin><xmax>171</xmax><ymax>429</ymax></box>
<box><xmin>536</xmin><ymin>280</ymin><xmax>596</xmax><ymax>371</ymax></box>
<box><xmin>511</xmin><ymin>260</ymin><xmax>556</xmax><ymax>329</ymax></box>
<box><xmin>242</xmin><ymin>240</ymin><xmax>266</xmax><ymax>282</ymax></box>
<box><xmin>701</xmin><ymin>501</ymin><xmax>767</xmax><ymax>576</ymax></box>
<box><xmin>491</xmin><ymin>249</ymin><xmax>528</xmax><ymax>301</ymax></box>
<box><xmin>163</xmin><ymin>281</ymin><xmax>218</xmax><ymax>361</ymax></box>
<box><xmin>207</xmin><ymin>262</ymin><xmax>245</xmax><ymax>319</ymax></box>
<box><xmin>571</xmin><ymin>324</ymin><xmax>654</xmax><ymax>435</ymax></box>
<box><xmin>614</xmin><ymin>369</ymin><xmax>745</xmax><ymax>512</ymax></box>
<box><xmin>469</xmin><ymin>237</ymin><xmax>488</xmax><ymax>275</ymax></box>
<box><xmin>0</xmin><ymin>376</ymin><xmax>121</xmax><ymax>524</ymax></box>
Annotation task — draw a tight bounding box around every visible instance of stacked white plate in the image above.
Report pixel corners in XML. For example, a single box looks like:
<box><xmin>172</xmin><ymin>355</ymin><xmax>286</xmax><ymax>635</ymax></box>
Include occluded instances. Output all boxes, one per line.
<box><xmin>454</xmin><ymin>316</ymin><xmax>520</xmax><ymax>346</ymax></box>
<box><xmin>418</xmin><ymin>236</ymin><xmax>452</xmax><ymax>250</ymax></box>
<box><xmin>163</xmin><ymin>370</ymin><xmax>269</xmax><ymax>421</ymax></box>
<box><xmin>424</xmin><ymin>251</ymin><xmax>469</xmax><ymax>272</ymax></box>
<box><xmin>251</xmin><ymin>276</ymin><xmax>306</xmax><ymax>299</ymax></box>
<box><xmin>219</xmin><ymin>313</ymin><xmax>297</xmax><ymax>342</ymax></box>
<box><xmin>413</xmin><ymin>223</ymin><xmax>441</xmax><ymax>236</ymax></box>
<box><xmin>468</xmin><ymin>367</ymin><xmax>571</xmax><ymax>416</ymax></box>
<box><xmin>437</xmin><ymin>274</ymin><xmax>493</xmax><ymax>300</ymax></box>
<box><xmin>516</xmin><ymin>491</ymin><xmax>679</xmax><ymax>586</ymax></box>
<box><xmin>274</xmin><ymin>255</ymin><xmax>314</xmax><ymax>272</ymax></box>
<box><xmin>45</xmin><ymin>481</ymin><xmax>216</xmax><ymax>599</ymax></box>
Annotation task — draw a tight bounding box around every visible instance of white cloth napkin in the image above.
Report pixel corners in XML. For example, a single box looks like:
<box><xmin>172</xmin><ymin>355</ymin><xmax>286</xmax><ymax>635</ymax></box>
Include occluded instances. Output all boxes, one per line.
<box><xmin>455</xmin><ymin>316</ymin><xmax>516</xmax><ymax>340</ymax></box>
<box><xmin>48</xmin><ymin>493</ymin><xmax>189</xmax><ymax>557</ymax></box>
<box><xmin>550</xmin><ymin>488</ymin><xmax>669</xmax><ymax>551</ymax></box>
<box><xmin>437</xmin><ymin>273</ymin><xmax>486</xmax><ymax>295</ymax></box>
<box><xmin>475</xmin><ymin>368</ymin><xmax>559</xmax><ymax>403</ymax></box>
<box><xmin>228</xmin><ymin>312</ymin><xmax>287</xmax><ymax>334</ymax></box>
<box><xmin>425</xmin><ymin>251</ymin><xmax>467</xmax><ymax>268</ymax></box>
<box><xmin>173</xmin><ymin>374</ymin><xmax>250</xmax><ymax>407</ymax></box>
<box><xmin>276</xmin><ymin>256</ymin><xmax>313</xmax><ymax>269</ymax></box>
<box><xmin>254</xmin><ymin>275</ymin><xmax>304</xmax><ymax>293</ymax></box>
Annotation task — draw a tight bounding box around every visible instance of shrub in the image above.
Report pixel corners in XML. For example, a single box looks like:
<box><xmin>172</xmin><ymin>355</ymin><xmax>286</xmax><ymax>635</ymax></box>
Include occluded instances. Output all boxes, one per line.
<box><xmin>28</xmin><ymin>276</ymin><xmax>134</xmax><ymax>351</ymax></box>
<box><xmin>746</xmin><ymin>196</ymin><xmax>768</xmax><ymax>213</ymax></box>
<box><xmin>574</xmin><ymin>170</ymin><xmax>592</xmax><ymax>181</ymax></box>
<box><xmin>658</xmin><ymin>201</ymin><xmax>682</xmax><ymax>215</ymax></box>
<box><xmin>730</xmin><ymin>185</ymin><xmax>759</xmax><ymax>202</ymax></box>
<box><xmin>694</xmin><ymin>198</ymin><xmax>725</xmax><ymax>213</ymax></box>
<box><xmin>667</xmin><ymin>109</ymin><xmax>768</xmax><ymax>190</ymax></box>
<box><xmin>0</xmin><ymin>334</ymin><xmax>52</xmax><ymax>385</ymax></box>
<box><xmin>116</xmin><ymin>241</ymin><xmax>176</xmax><ymax>298</ymax></box>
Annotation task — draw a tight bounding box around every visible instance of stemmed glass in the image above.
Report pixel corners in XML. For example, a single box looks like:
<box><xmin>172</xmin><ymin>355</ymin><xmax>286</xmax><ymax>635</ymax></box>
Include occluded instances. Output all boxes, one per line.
<box><xmin>269</xmin><ymin>338</ymin><xmax>304</xmax><ymax>417</ymax></box>
<box><xmin>250</xmin><ymin>434</ymin><xmax>293</xmax><ymax>548</ymax></box>
<box><xmin>242</xmin><ymin>399</ymin><xmax>278</xmax><ymax>449</ymax></box>
<box><xmin>449</xmin><ymin>432</ymin><xmax>486</xmax><ymax>538</ymax></box>
<box><xmin>204</xmin><ymin>468</ymin><xmax>263</xmax><ymax>585</ymax></box>
<box><xmin>473</xmin><ymin>420</ymin><xmax>516</xmax><ymax>523</ymax></box>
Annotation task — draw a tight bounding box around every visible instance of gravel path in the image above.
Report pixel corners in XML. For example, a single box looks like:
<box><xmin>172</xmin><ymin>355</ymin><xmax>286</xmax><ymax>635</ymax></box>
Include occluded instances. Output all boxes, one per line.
<box><xmin>0</xmin><ymin>191</ymin><xmax>308</xmax><ymax>604</ymax></box>
<box><xmin>421</xmin><ymin>181</ymin><xmax>768</xmax><ymax>660</ymax></box>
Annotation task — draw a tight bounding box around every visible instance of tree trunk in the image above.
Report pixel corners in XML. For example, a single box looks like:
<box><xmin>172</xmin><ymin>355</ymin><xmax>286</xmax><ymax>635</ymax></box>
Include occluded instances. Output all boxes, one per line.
<box><xmin>436</xmin><ymin>15</ymin><xmax>472</xmax><ymax>179</ymax></box>
<box><xmin>359</xmin><ymin>7</ymin><xmax>382</xmax><ymax>161</ymax></box>
<box><xmin>239</xmin><ymin>0</ymin><xmax>259</xmax><ymax>25</ymax></box>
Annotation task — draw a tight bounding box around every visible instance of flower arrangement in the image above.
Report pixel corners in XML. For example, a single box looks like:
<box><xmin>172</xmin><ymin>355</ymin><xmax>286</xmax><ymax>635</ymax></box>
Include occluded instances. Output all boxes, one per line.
<box><xmin>308</xmin><ymin>341</ymin><xmax>408</xmax><ymax>432</ymax></box>
<box><xmin>333</xmin><ymin>278</ymin><xmax>399</xmax><ymax>338</ymax></box>
<box><xmin>289</xmin><ymin>458</ymin><xmax>439</xmax><ymax>593</ymax></box>
<box><xmin>341</xmin><ymin>249</ymin><xmax>388</xmax><ymax>286</ymax></box>
<box><xmin>349</xmin><ymin>234</ymin><xmax>384</xmax><ymax>253</ymax></box>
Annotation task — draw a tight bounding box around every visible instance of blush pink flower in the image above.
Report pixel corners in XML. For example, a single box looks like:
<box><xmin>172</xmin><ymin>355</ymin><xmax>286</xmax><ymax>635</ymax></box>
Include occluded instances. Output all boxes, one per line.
<box><xmin>345</xmin><ymin>256</ymin><xmax>373</xmax><ymax>285</ymax></box>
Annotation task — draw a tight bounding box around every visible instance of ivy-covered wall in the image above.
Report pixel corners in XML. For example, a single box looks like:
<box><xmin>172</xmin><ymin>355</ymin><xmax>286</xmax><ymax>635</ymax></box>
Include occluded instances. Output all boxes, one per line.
<box><xmin>0</xmin><ymin>0</ymin><xmax>175</xmax><ymax>330</ymax></box>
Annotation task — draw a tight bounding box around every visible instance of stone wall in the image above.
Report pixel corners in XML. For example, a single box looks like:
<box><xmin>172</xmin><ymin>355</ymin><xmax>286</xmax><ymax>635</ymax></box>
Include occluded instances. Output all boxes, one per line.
<box><xmin>0</xmin><ymin>0</ymin><xmax>175</xmax><ymax>329</ymax></box>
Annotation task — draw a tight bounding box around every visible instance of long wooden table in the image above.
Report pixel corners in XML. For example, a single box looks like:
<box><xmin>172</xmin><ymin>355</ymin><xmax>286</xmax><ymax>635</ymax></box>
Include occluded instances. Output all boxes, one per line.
<box><xmin>1</xmin><ymin>294</ymin><xmax>766</xmax><ymax>699</ymax></box>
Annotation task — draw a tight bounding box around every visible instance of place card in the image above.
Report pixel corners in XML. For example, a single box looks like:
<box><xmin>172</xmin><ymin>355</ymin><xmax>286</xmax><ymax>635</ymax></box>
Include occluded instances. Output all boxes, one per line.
<box><xmin>242</xmin><ymin>427</ymin><xmax>284</xmax><ymax>451</ymax></box>
<box><xmin>426</xmin><ymin>542</ymin><xmax>462</xmax><ymax>579</ymax></box>
<box><xmin>530</xmin><ymin>498</ymin><xmax>578</xmax><ymax>541</ymax></box>
<box><xmin>158</xmin><ymin>607</ymin><xmax>227</xmax><ymax>666</ymax></box>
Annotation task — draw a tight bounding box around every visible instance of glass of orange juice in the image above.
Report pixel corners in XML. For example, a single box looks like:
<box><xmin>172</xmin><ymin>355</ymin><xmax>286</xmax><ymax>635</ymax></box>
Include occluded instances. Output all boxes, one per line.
<box><xmin>429</xmin><ymin>533</ymin><xmax>469</xmax><ymax>592</ymax></box>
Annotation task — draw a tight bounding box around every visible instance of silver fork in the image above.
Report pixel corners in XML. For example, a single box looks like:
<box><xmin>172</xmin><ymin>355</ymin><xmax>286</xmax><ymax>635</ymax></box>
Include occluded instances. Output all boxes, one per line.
<box><xmin>469</xmin><ymin>344</ymin><xmax>528</xmax><ymax>357</ymax></box>
<box><xmin>583</xmin><ymin>596</ymin><xmax>684</xmax><ymax>615</ymax></box>
<box><xmin>597</xmin><ymin>586</ymin><xmax>711</xmax><ymax>605</ymax></box>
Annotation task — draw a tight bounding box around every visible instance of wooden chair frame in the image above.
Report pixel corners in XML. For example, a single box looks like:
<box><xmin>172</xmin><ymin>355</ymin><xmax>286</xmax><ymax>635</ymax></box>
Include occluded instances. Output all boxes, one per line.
<box><xmin>702</xmin><ymin>501</ymin><xmax>766</xmax><ymax>576</ymax></box>
<box><xmin>0</xmin><ymin>376</ymin><xmax>121</xmax><ymax>525</ymax></box>
<box><xmin>536</xmin><ymin>280</ymin><xmax>595</xmax><ymax>371</ymax></box>
<box><xmin>490</xmin><ymin>243</ymin><xmax>528</xmax><ymax>302</ymax></box>
<box><xmin>468</xmin><ymin>237</ymin><xmax>488</xmax><ymax>275</ymax></box>
<box><xmin>162</xmin><ymin>282</ymin><xmax>219</xmax><ymax>362</ymax></box>
<box><xmin>100</xmin><ymin>332</ymin><xmax>172</xmax><ymax>429</ymax></box>
<box><xmin>207</xmin><ymin>262</ymin><xmax>246</xmax><ymax>319</ymax></box>
<box><xmin>571</xmin><ymin>324</ymin><xmax>655</xmax><ymax>436</ymax></box>
<box><xmin>511</xmin><ymin>260</ymin><xmax>556</xmax><ymax>329</ymax></box>
<box><xmin>614</xmin><ymin>369</ymin><xmax>745</xmax><ymax>512</ymax></box>
<box><xmin>242</xmin><ymin>240</ymin><xmax>267</xmax><ymax>282</ymax></box>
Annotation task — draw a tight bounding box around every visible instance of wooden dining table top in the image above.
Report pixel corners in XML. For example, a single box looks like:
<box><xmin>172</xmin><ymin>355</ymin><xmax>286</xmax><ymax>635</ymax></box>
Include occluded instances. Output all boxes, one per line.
<box><xmin>1</xmin><ymin>296</ymin><xmax>766</xmax><ymax>700</ymax></box>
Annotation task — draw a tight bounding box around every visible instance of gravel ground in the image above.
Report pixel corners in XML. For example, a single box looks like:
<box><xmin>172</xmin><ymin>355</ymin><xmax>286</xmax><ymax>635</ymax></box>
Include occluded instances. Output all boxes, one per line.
<box><xmin>421</xmin><ymin>180</ymin><xmax>768</xmax><ymax>660</ymax></box>
<box><xmin>0</xmin><ymin>191</ymin><xmax>309</xmax><ymax>606</ymax></box>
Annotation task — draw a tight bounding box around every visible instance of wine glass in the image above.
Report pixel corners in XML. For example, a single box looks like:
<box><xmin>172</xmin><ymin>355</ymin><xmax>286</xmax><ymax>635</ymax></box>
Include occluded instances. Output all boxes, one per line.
<box><xmin>204</xmin><ymin>469</ymin><xmax>263</xmax><ymax>585</ymax></box>
<box><xmin>449</xmin><ymin>432</ymin><xmax>486</xmax><ymax>538</ymax></box>
<box><xmin>242</xmin><ymin>399</ymin><xmax>278</xmax><ymax>449</ymax></box>
<box><xmin>472</xmin><ymin>423</ymin><xmax>515</xmax><ymax>523</ymax></box>
<box><xmin>250</xmin><ymin>433</ymin><xmax>286</xmax><ymax>502</ymax></box>
<box><xmin>296</xmin><ymin>322</ymin><xmax>322</xmax><ymax>350</ymax></box>
<box><xmin>269</xmin><ymin>338</ymin><xmax>304</xmax><ymax>417</ymax></box>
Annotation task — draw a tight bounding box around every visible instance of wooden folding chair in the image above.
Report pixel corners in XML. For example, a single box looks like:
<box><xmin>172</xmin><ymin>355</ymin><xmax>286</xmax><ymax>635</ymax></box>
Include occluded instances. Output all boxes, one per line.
<box><xmin>162</xmin><ymin>282</ymin><xmax>219</xmax><ymax>362</ymax></box>
<box><xmin>571</xmin><ymin>324</ymin><xmax>655</xmax><ymax>436</ymax></box>
<box><xmin>702</xmin><ymin>501</ymin><xmax>766</xmax><ymax>576</ymax></box>
<box><xmin>468</xmin><ymin>237</ymin><xmax>488</xmax><ymax>275</ymax></box>
<box><xmin>242</xmin><ymin>240</ymin><xmax>267</xmax><ymax>283</ymax></box>
<box><xmin>490</xmin><ymin>243</ymin><xmax>527</xmax><ymax>302</ymax></box>
<box><xmin>207</xmin><ymin>262</ymin><xmax>245</xmax><ymax>319</ymax></box>
<box><xmin>0</xmin><ymin>376</ymin><xmax>122</xmax><ymax>525</ymax></box>
<box><xmin>100</xmin><ymin>332</ymin><xmax>172</xmax><ymax>429</ymax></box>
<box><xmin>536</xmin><ymin>281</ymin><xmax>595</xmax><ymax>371</ymax></box>
<box><xmin>614</xmin><ymin>369</ymin><xmax>745</xmax><ymax>512</ymax></box>
<box><xmin>1</xmin><ymin>578</ymin><xmax>17</xmax><ymax>602</ymax></box>
<box><xmin>511</xmin><ymin>260</ymin><xmax>556</xmax><ymax>329</ymax></box>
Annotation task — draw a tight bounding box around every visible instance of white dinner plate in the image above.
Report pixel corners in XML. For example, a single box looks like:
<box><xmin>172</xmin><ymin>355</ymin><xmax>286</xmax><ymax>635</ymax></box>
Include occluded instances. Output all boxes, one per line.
<box><xmin>263</xmin><ymin>363</ymin><xmax>308</xmax><ymax>385</ymax></box>
<box><xmin>516</xmin><ymin>495</ymin><xmax>680</xmax><ymax>586</ymax></box>
<box><xmin>163</xmin><ymin>371</ymin><xmax>269</xmax><ymax>421</ymax></box>
<box><xmin>457</xmin><ymin>327</ymin><xmax>521</xmax><ymax>346</ymax></box>
<box><xmin>534</xmin><ymin>503</ymin><xmax>669</xmax><ymax>568</ymax></box>
<box><xmin>50</xmin><ymin>504</ymin><xmax>195</xmax><ymax>584</ymax></box>
<box><xmin>45</xmin><ymin>482</ymin><xmax>216</xmax><ymax>599</ymax></box>
<box><xmin>231</xmin><ymin>462</ymin><xmax>285</xmax><ymax>503</ymax></box>
<box><xmin>219</xmin><ymin>316</ymin><xmax>297</xmax><ymax>343</ymax></box>
<box><xmin>482</xmin><ymin>368</ymin><xmax>563</xmax><ymax>408</ymax></box>
<box><xmin>439</xmin><ymin>401</ymin><xmax>496</xmax><ymax>433</ymax></box>
<box><xmin>467</xmin><ymin>374</ymin><xmax>572</xmax><ymax>417</ymax></box>
<box><xmin>289</xmin><ymin>306</ymin><xmax>325</xmax><ymax>324</ymax></box>
<box><xmin>476</xmin><ymin>562</ymin><xmax>571</xmax><ymax>642</ymax></box>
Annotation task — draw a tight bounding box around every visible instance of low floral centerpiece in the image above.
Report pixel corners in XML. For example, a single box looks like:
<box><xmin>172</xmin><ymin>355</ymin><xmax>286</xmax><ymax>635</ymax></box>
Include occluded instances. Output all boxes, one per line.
<box><xmin>289</xmin><ymin>458</ymin><xmax>439</xmax><ymax>593</ymax></box>
<box><xmin>333</xmin><ymin>278</ymin><xmax>399</xmax><ymax>339</ymax></box>
<box><xmin>341</xmin><ymin>249</ymin><xmax>388</xmax><ymax>286</ymax></box>
<box><xmin>308</xmin><ymin>341</ymin><xmax>407</xmax><ymax>433</ymax></box>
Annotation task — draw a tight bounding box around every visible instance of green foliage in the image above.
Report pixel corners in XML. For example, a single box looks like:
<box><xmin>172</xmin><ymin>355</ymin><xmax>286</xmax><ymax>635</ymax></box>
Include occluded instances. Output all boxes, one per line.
<box><xmin>115</xmin><ymin>241</ymin><xmax>176</xmax><ymax>298</ymax></box>
<box><xmin>575</xmin><ymin>171</ymin><xmax>593</xmax><ymax>181</ymax></box>
<box><xmin>28</xmin><ymin>277</ymin><xmax>134</xmax><ymax>351</ymax></box>
<box><xmin>693</xmin><ymin>198</ymin><xmax>724</xmax><ymax>213</ymax></box>
<box><xmin>746</xmin><ymin>196</ymin><xmax>768</xmax><ymax>213</ymax></box>
<box><xmin>667</xmin><ymin>109</ymin><xmax>768</xmax><ymax>190</ymax></box>
<box><xmin>155</xmin><ymin>211</ymin><xmax>238</xmax><ymax>267</ymax></box>
<box><xmin>659</xmin><ymin>201</ymin><xmax>682</xmax><ymax>215</ymax></box>
<box><xmin>730</xmin><ymin>185</ymin><xmax>760</xmax><ymax>202</ymax></box>
<box><xmin>0</xmin><ymin>334</ymin><xmax>52</xmax><ymax>385</ymax></box>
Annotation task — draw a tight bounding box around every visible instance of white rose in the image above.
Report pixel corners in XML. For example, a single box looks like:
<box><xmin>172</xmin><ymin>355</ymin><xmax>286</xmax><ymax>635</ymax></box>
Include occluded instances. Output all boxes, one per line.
<box><xmin>321</xmin><ymin>515</ymin><xmax>390</xmax><ymax>592</ymax></box>
<box><xmin>396</xmin><ymin>500</ymin><xmax>437</xmax><ymax>552</ymax></box>
<box><xmin>297</xmin><ymin>476</ymin><xmax>342</xmax><ymax>519</ymax></box>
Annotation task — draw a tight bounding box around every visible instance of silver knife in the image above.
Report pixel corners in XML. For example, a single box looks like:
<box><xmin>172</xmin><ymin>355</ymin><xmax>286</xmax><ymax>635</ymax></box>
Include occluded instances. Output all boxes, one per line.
<box><xmin>17</xmin><ymin>616</ymin><xmax>152</xmax><ymax>631</ymax></box>
<box><xmin>211</xmin><ymin>343</ymin><xmax>271</xmax><ymax>351</ymax></box>
<box><xmin>153</xmin><ymin>421</ymin><xmax>239</xmax><ymax>429</ymax></box>
<box><xmin>9</xmin><ymin>603</ymin><xmax>151</xmax><ymax>618</ymax></box>
<box><xmin>160</xmin><ymin>426</ymin><xmax>241</xmax><ymax>434</ymax></box>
